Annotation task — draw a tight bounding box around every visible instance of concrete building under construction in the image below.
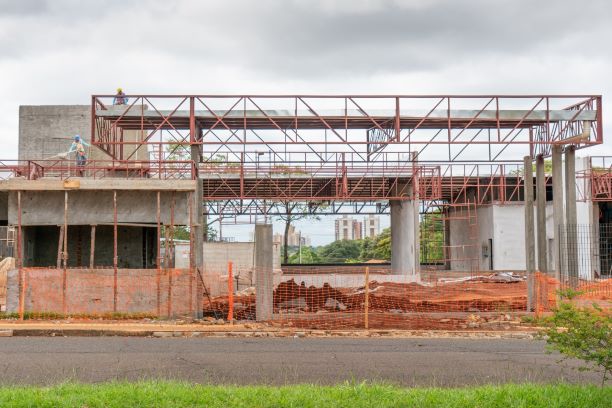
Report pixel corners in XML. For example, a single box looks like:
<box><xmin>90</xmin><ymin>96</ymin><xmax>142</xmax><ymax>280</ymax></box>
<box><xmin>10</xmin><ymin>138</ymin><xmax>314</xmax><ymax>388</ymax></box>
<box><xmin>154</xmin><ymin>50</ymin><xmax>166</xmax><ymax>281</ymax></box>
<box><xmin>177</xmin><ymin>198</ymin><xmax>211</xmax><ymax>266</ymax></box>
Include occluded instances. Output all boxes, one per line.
<box><xmin>0</xmin><ymin>94</ymin><xmax>609</xmax><ymax>323</ymax></box>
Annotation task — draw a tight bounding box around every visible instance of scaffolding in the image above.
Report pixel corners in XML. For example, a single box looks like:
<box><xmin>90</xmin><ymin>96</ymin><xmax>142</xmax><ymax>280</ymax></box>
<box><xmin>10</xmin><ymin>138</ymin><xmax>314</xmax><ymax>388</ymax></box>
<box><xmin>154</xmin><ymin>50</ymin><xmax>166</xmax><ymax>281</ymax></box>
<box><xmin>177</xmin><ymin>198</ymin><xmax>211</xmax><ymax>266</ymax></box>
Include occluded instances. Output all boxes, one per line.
<box><xmin>0</xmin><ymin>94</ymin><xmax>608</xmax><ymax>323</ymax></box>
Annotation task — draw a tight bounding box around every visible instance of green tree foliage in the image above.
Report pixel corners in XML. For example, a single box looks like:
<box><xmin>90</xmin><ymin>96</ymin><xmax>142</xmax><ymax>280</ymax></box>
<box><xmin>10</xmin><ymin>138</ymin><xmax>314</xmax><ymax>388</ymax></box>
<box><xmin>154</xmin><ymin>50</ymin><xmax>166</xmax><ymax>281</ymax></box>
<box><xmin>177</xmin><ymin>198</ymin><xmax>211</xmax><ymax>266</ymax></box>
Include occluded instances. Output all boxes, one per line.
<box><xmin>373</xmin><ymin>228</ymin><xmax>392</xmax><ymax>260</ymax></box>
<box><xmin>166</xmin><ymin>225</ymin><xmax>217</xmax><ymax>242</ymax></box>
<box><xmin>284</xmin><ymin>215</ymin><xmax>444</xmax><ymax>264</ymax></box>
<box><xmin>541</xmin><ymin>289</ymin><xmax>611</xmax><ymax>387</ymax></box>
<box><xmin>288</xmin><ymin>246</ymin><xmax>321</xmax><ymax>263</ymax></box>
<box><xmin>510</xmin><ymin>159</ymin><xmax>553</xmax><ymax>176</ymax></box>
<box><xmin>420</xmin><ymin>211</ymin><xmax>444</xmax><ymax>264</ymax></box>
<box><xmin>356</xmin><ymin>229</ymin><xmax>391</xmax><ymax>261</ymax></box>
<box><xmin>374</xmin><ymin>228</ymin><xmax>391</xmax><ymax>260</ymax></box>
<box><xmin>317</xmin><ymin>239</ymin><xmax>362</xmax><ymax>263</ymax></box>
<box><xmin>359</xmin><ymin>237</ymin><xmax>377</xmax><ymax>261</ymax></box>
<box><xmin>276</xmin><ymin>201</ymin><xmax>320</xmax><ymax>264</ymax></box>
<box><xmin>285</xmin><ymin>229</ymin><xmax>392</xmax><ymax>264</ymax></box>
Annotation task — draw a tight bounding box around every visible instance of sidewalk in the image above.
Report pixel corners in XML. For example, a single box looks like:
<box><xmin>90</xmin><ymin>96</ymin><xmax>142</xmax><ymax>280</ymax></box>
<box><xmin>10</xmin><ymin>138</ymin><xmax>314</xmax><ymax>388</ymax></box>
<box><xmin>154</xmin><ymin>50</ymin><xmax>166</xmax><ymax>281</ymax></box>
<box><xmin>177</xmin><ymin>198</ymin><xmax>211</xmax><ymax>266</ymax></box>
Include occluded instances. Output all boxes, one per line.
<box><xmin>0</xmin><ymin>321</ymin><xmax>538</xmax><ymax>339</ymax></box>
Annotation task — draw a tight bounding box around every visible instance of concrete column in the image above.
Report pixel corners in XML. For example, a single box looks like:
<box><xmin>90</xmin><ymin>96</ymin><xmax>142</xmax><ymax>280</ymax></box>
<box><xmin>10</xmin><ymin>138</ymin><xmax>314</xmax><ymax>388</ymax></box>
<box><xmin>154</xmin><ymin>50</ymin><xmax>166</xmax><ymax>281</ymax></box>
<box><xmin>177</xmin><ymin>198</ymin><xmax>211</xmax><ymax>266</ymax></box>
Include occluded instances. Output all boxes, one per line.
<box><xmin>535</xmin><ymin>155</ymin><xmax>547</xmax><ymax>274</ymax></box>
<box><xmin>390</xmin><ymin>184</ymin><xmax>419</xmax><ymax>276</ymax></box>
<box><xmin>564</xmin><ymin>146</ymin><xmax>578</xmax><ymax>285</ymax></box>
<box><xmin>192</xmin><ymin>185</ymin><xmax>204</xmax><ymax>318</ymax></box>
<box><xmin>255</xmin><ymin>224</ymin><xmax>273</xmax><ymax>321</ymax></box>
<box><xmin>523</xmin><ymin>156</ymin><xmax>535</xmax><ymax>310</ymax></box>
<box><xmin>191</xmin><ymin>141</ymin><xmax>204</xmax><ymax>318</ymax></box>
<box><xmin>552</xmin><ymin>145</ymin><xmax>564</xmax><ymax>281</ymax></box>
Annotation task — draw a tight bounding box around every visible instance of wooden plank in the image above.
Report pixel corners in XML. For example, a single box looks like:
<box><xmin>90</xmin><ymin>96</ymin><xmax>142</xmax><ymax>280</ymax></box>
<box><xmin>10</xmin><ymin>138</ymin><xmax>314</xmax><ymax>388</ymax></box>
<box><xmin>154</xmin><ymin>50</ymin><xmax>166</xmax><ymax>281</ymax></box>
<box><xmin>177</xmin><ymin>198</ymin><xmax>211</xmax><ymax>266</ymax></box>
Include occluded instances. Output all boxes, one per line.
<box><xmin>56</xmin><ymin>225</ymin><xmax>64</xmax><ymax>269</ymax></box>
<box><xmin>89</xmin><ymin>225</ymin><xmax>96</xmax><ymax>269</ymax></box>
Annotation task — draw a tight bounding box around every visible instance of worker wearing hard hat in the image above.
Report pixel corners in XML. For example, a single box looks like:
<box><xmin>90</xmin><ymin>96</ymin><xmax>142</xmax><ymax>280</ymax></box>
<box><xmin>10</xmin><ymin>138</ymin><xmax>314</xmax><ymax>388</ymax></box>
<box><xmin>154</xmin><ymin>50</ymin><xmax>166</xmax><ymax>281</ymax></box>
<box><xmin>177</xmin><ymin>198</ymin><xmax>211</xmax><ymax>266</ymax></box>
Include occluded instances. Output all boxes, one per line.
<box><xmin>113</xmin><ymin>88</ymin><xmax>128</xmax><ymax>105</ymax></box>
<box><xmin>69</xmin><ymin>135</ymin><xmax>90</xmax><ymax>175</ymax></box>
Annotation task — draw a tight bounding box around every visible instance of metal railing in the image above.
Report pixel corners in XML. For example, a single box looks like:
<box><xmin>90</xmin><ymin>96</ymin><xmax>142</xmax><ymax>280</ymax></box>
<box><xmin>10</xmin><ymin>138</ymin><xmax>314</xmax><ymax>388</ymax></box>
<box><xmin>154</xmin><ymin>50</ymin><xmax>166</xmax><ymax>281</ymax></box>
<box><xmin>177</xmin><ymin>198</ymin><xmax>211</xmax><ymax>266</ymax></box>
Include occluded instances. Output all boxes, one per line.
<box><xmin>0</xmin><ymin>159</ymin><xmax>196</xmax><ymax>180</ymax></box>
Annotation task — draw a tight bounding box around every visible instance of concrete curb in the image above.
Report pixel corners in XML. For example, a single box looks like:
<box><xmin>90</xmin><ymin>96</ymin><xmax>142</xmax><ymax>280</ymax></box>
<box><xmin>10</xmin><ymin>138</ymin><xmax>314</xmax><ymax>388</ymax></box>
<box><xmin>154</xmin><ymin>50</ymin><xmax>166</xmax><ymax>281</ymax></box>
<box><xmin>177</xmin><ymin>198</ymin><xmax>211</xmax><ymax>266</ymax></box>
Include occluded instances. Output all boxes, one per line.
<box><xmin>2</xmin><ymin>327</ymin><xmax>538</xmax><ymax>339</ymax></box>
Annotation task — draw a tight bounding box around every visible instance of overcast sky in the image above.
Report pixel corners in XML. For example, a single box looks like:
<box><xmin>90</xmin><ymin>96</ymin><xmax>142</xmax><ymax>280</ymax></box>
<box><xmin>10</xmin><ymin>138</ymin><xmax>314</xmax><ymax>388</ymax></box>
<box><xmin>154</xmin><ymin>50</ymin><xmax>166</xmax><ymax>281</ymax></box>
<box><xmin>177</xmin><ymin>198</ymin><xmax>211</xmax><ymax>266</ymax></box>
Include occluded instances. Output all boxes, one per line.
<box><xmin>1</xmin><ymin>0</ymin><xmax>610</xmax><ymax>244</ymax></box>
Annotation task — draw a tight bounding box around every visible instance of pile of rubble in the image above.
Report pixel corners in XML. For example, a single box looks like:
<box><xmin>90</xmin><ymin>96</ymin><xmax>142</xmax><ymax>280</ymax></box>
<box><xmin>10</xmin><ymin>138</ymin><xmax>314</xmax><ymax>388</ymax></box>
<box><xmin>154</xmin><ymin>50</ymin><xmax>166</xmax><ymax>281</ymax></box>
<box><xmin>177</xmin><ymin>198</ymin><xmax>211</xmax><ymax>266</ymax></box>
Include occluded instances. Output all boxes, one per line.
<box><xmin>203</xmin><ymin>276</ymin><xmax>529</xmax><ymax>320</ymax></box>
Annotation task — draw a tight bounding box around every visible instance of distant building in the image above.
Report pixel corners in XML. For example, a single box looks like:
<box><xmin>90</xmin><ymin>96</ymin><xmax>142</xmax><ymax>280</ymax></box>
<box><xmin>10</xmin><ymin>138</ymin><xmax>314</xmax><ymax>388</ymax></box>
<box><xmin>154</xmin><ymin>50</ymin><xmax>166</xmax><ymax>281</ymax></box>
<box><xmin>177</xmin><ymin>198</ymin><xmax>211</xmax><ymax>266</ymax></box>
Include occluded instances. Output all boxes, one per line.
<box><xmin>363</xmin><ymin>215</ymin><xmax>380</xmax><ymax>238</ymax></box>
<box><xmin>335</xmin><ymin>215</ymin><xmax>363</xmax><ymax>241</ymax></box>
<box><xmin>274</xmin><ymin>225</ymin><xmax>311</xmax><ymax>247</ymax></box>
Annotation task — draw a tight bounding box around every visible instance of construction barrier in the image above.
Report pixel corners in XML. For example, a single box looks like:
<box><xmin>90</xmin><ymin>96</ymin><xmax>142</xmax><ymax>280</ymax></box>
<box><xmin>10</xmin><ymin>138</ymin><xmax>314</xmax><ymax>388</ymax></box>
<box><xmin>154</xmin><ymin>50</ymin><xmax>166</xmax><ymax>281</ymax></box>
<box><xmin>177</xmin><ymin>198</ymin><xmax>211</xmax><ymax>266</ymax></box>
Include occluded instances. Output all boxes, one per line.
<box><xmin>5</xmin><ymin>267</ymin><xmax>197</xmax><ymax>319</ymax></box>
<box><xmin>203</xmin><ymin>265</ymin><xmax>535</xmax><ymax>330</ymax></box>
<box><xmin>534</xmin><ymin>271</ymin><xmax>612</xmax><ymax>316</ymax></box>
<box><xmin>3</xmin><ymin>263</ymin><xmax>609</xmax><ymax>328</ymax></box>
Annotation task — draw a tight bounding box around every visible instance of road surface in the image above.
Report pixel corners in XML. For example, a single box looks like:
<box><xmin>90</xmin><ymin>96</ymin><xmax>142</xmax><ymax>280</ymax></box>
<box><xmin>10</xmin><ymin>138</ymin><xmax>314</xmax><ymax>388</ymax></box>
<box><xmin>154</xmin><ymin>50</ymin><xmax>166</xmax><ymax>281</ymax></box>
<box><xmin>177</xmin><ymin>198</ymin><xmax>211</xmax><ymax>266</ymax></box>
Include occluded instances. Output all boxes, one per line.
<box><xmin>0</xmin><ymin>337</ymin><xmax>600</xmax><ymax>386</ymax></box>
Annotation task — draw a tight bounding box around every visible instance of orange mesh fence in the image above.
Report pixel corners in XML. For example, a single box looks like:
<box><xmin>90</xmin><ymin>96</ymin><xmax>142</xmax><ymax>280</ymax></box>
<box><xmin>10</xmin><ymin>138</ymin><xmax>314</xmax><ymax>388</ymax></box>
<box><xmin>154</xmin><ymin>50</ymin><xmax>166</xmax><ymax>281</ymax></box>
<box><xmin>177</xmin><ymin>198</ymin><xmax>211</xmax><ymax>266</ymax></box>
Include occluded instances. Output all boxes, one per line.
<box><xmin>534</xmin><ymin>271</ymin><xmax>612</xmax><ymax>315</ymax></box>
<box><xmin>4</xmin><ymin>267</ymin><xmax>197</xmax><ymax>319</ymax></box>
<box><xmin>6</xmin><ymin>264</ymin><xmax>609</xmax><ymax>327</ymax></box>
<box><xmin>202</xmin><ymin>266</ymin><xmax>532</xmax><ymax>330</ymax></box>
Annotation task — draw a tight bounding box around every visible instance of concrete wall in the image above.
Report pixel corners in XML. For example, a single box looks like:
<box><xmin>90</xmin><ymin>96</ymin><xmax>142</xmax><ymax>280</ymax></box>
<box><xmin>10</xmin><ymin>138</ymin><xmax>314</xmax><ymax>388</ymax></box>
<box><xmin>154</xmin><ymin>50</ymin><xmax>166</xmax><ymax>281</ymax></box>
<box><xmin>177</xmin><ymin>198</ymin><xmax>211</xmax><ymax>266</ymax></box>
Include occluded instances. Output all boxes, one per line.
<box><xmin>449</xmin><ymin>203</ymin><xmax>555</xmax><ymax>272</ymax></box>
<box><xmin>201</xmin><ymin>241</ymin><xmax>281</xmax><ymax>273</ymax></box>
<box><xmin>18</xmin><ymin>105</ymin><xmax>147</xmax><ymax>161</ymax></box>
<box><xmin>8</xmin><ymin>190</ymin><xmax>189</xmax><ymax>226</ymax></box>
<box><xmin>6</xmin><ymin>268</ymin><xmax>195</xmax><ymax>317</ymax></box>
<box><xmin>282</xmin><ymin>264</ymin><xmax>391</xmax><ymax>275</ymax></box>
<box><xmin>276</xmin><ymin>273</ymin><xmax>418</xmax><ymax>288</ymax></box>
<box><xmin>199</xmin><ymin>240</ymin><xmax>281</xmax><ymax>296</ymax></box>
<box><xmin>575</xmin><ymin>157</ymin><xmax>597</xmax><ymax>279</ymax></box>
<box><xmin>19</xmin><ymin>106</ymin><xmax>94</xmax><ymax>161</ymax></box>
<box><xmin>448</xmin><ymin>206</ymin><xmax>492</xmax><ymax>271</ymax></box>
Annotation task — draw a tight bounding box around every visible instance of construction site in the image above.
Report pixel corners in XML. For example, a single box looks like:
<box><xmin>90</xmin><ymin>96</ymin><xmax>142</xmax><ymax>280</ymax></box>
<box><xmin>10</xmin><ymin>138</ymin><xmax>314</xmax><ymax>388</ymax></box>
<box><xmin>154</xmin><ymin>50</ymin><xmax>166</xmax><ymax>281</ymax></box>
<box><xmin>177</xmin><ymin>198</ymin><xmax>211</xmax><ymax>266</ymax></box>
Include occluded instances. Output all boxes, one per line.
<box><xmin>0</xmin><ymin>94</ymin><xmax>610</xmax><ymax>331</ymax></box>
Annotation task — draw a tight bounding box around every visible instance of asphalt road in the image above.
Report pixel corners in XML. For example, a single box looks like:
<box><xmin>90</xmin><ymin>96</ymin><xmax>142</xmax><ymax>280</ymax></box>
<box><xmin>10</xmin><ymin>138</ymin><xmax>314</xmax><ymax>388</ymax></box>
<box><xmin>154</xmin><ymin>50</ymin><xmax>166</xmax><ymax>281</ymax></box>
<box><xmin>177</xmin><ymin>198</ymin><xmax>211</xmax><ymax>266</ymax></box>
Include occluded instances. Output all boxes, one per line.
<box><xmin>0</xmin><ymin>337</ymin><xmax>601</xmax><ymax>386</ymax></box>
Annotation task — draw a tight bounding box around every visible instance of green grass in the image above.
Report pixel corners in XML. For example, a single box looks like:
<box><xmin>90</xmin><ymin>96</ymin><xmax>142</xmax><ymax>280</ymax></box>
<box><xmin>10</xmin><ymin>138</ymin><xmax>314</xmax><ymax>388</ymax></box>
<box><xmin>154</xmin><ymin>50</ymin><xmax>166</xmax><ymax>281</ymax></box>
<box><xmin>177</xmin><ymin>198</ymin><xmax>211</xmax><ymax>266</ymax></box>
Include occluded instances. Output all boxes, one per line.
<box><xmin>0</xmin><ymin>382</ymin><xmax>609</xmax><ymax>407</ymax></box>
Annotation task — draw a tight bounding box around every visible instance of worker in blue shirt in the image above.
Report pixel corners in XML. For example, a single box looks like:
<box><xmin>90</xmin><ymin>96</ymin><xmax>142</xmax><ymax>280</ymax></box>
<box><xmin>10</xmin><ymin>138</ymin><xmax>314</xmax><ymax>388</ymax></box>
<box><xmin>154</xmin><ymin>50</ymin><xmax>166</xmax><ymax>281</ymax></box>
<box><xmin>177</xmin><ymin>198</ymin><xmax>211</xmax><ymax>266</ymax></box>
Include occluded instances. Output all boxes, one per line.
<box><xmin>69</xmin><ymin>135</ymin><xmax>90</xmax><ymax>175</ymax></box>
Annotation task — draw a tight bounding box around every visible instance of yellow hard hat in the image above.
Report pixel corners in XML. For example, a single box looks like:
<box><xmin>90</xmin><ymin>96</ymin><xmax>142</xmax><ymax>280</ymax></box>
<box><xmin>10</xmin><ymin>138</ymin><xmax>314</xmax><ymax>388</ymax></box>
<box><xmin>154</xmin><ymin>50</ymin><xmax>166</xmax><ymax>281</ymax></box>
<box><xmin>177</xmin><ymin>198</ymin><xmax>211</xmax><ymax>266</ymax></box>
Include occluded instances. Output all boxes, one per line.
<box><xmin>117</xmin><ymin>87</ymin><xmax>123</xmax><ymax>92</ymax></box>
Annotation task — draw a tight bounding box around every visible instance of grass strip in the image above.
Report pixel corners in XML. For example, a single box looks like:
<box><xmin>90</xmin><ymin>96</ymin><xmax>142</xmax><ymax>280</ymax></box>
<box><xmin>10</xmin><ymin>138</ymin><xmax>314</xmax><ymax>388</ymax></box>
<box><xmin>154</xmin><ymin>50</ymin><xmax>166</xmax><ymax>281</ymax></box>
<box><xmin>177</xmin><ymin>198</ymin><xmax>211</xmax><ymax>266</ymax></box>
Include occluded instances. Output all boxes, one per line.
<box><xmin>0</xmin><ymin>382</ymin><xmax>609</xmax><ymax>407</ymax></box>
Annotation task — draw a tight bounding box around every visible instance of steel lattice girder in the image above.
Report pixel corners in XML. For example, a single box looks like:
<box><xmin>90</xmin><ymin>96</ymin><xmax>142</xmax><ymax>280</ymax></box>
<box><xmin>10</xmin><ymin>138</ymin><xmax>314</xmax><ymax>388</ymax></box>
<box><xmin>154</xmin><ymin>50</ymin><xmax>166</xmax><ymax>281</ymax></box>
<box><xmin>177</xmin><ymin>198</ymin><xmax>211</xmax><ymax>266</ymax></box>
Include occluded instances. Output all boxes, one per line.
<box><xmin>92</xmin><ymin>95</ymin><xmax>602</xmax><ymax>163</ymax></box>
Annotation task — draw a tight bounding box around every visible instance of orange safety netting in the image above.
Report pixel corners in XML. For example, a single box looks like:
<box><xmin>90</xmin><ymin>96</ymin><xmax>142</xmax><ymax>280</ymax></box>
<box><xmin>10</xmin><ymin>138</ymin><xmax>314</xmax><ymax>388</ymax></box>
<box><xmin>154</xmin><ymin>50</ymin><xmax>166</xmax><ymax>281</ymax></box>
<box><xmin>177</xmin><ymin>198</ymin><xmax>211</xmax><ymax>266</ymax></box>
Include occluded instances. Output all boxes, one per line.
<box><xmin>7</xmin><ymin>267</ymin><xmax>198</xmax><ymax>319</ymax></box>
<box><xmin>203</xmin><ymin>265</ymin><xmax>534</xmax><ymax>330</ymax></box>
<box><xmin>534</xmin><ymin>271</ymin><xmax>612</xmax><ymax>316</ymax></box>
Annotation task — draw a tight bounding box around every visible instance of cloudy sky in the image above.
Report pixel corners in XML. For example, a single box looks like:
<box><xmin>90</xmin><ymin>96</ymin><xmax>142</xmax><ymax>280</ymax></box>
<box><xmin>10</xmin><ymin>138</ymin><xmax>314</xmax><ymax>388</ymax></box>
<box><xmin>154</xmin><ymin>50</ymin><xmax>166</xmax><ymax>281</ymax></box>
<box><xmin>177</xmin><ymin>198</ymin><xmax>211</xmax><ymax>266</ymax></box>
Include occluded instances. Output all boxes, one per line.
<box><xmin>1</xmin><ymin>0</ymin><xmax>610</xmax><ymax>244</ymax></box>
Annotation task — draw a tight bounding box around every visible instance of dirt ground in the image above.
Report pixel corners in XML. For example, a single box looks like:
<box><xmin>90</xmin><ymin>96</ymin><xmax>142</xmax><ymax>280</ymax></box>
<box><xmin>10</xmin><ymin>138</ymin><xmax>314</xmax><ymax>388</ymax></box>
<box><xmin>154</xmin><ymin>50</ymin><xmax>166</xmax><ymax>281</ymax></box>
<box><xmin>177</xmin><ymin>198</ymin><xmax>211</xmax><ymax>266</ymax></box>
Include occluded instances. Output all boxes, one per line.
<box><xmin>203</xmin><ymin>277</ymin><xmax>611</xmax><ymax>330</ymax></box>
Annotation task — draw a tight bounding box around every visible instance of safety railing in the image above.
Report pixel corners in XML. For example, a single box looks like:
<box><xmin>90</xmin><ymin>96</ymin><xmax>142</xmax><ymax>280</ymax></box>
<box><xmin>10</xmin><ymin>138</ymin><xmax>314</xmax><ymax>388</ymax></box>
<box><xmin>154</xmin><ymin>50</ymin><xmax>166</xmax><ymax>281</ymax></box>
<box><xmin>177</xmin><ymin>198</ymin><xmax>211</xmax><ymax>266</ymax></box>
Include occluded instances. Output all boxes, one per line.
<box><xmin>0</xmin><ymin>159</ymin><xmax>196</xmax><ymax>180</ymax></box>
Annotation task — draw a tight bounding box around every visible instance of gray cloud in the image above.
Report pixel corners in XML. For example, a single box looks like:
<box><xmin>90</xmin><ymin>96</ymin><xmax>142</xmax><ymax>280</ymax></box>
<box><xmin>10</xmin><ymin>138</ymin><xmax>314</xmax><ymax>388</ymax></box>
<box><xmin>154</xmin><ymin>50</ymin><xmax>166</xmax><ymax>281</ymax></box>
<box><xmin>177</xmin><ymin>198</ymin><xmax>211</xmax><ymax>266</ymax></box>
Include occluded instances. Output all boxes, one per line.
<box><xmin>0</xmin><ymin>0</ymin><xmax>610</xmax><ymax>159</ymax></box>
<box><xmin>2</xmin><ymin>0</ymin><xmax>610</xmax><ymax>77</ymax></box>
<box><xmin>0</xmin><ymin>0</ymin><xmax>49</xmax><ymax>16</ymax></box>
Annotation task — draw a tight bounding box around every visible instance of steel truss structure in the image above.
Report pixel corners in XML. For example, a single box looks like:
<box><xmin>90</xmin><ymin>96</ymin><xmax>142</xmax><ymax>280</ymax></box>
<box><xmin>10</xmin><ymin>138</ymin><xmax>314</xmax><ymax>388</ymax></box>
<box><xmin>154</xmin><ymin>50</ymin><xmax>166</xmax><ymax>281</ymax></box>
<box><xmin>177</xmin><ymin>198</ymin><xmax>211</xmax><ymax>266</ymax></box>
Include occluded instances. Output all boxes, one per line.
<box><xmin>87</xmin><ymin>94</ymin><xmax>602</xmax><ymax>214</ymax></box>
<box><xmin>581</xmin><ymin>156</ymin><xmax>612</xmax><ymax>202</ymax></box>
<box><xmin>91</xmin><ymin>94</ymin><xmax>601</xmax><ymax>164</ymax></box>
<box><xmin>203</xmin><ymin>161</ymin><xmax>555</xmax><ymax>217</ymax></box>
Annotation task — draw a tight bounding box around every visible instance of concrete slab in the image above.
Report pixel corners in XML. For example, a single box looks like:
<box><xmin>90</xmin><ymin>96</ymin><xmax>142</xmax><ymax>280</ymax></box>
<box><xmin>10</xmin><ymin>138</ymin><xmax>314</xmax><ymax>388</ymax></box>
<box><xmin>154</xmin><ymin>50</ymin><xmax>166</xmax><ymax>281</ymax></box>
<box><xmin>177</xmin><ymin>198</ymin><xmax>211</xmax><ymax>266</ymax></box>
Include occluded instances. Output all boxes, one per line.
<box><xmin>1</xmin><ymin>178</ymin><xmax>196</xmax><ymax>192</ymax></box>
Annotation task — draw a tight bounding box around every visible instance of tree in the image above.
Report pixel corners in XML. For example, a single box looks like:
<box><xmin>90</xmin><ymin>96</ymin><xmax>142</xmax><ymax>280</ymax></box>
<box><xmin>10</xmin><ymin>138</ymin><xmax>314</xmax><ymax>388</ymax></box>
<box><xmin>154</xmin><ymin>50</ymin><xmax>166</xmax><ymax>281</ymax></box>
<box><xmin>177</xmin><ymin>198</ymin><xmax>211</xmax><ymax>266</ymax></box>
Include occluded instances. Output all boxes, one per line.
<box><xmin>317</xmin><ymin>239</ymin><xmax>361</xmax><ymax>263</ymax></box>
<box><xmin>510</xmin><ymin>159</ymin><xmax>553</xmax><ymax>176</ymax></box>
<box><xmin>541</xmin><ymin>289</ymin><xmax>611</xmax><ymax>387</ymax></box>
<box><xmin>276</xmin><ymin>201</ymin><xmax>320</xmax><ymax>264</ymax></box>
<box><xmin>164</xmin><ymin>142</ymin><xmax>191</xmax><ymax>161</ymax></box>
<box><xmin>288</xmin><ymin>246</ymin><xmax>321</xmax><ymax>264</ymax></box>
<box><xmin>167</xmin><ymin>225</ymin><xmax>217</xmax><ymax>241</ymax></box>
<box><xmin>359</xmin><ymin>237</ymin><xmax>377</xmax><ymax>261</ymax></box>
<box><xmin>420</xmin><ymin>211</ymin><xmax>444</xmax><ymax>264</ymax></box>
<box><xmin>372</xmin><ymin>228</ymin><xmax>391</xmax><ymax>260</ymax></box>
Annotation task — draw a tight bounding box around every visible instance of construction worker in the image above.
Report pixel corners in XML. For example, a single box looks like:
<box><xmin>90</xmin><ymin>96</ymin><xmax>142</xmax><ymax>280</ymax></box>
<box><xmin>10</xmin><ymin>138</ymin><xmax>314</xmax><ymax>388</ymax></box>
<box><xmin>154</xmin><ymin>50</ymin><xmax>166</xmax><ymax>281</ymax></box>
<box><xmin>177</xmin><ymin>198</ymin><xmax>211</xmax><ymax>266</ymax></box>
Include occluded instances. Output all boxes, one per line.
<box><xmin>113</xmin><ymin>88</ymin><xmax>128</xmax><ymax>105</ymax></box>
<box><xmin>69</xmin><ymin>135</ymin><xmax>90</xmax><ymax>175</ymax></box>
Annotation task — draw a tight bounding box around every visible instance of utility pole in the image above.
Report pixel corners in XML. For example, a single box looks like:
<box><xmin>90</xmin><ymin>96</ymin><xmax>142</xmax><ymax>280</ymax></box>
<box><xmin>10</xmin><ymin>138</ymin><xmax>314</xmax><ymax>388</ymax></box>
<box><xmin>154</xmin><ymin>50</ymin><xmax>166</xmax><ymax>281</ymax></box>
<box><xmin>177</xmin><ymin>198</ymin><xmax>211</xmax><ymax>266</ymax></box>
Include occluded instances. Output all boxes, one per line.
<box><xmin>298</xmin><ymin>231</ymin><xmax>302</xmax><ymax>263</ymax></box>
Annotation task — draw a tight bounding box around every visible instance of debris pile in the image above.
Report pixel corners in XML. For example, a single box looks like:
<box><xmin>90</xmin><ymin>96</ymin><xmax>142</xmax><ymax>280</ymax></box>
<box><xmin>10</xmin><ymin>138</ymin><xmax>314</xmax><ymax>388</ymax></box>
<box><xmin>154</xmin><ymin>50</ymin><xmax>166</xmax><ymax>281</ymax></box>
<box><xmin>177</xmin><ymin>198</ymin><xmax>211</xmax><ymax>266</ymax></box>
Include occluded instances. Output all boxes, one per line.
<box><xmin>203</xmin><ymin>276</ymin><xmax>531</xmax><ymax>326</ymax></box>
